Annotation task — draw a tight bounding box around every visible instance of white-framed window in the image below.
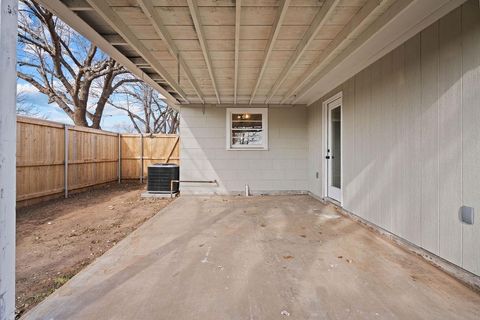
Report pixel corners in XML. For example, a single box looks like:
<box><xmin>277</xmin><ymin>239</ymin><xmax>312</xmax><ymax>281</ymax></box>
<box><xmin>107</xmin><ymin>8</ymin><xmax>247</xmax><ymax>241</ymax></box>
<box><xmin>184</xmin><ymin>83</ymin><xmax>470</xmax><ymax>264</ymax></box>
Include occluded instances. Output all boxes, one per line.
<box><xmin>226</xmin><ymin>108</ymin><xmax>268</xmax><ymax>150</ymax></box>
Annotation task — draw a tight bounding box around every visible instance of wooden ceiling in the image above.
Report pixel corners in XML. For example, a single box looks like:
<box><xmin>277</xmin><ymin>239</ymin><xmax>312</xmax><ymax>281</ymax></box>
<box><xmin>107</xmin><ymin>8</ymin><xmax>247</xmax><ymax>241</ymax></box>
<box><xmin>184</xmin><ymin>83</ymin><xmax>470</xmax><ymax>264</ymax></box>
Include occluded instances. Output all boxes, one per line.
<box><xmin>48</xmin><ymin>0</ymin><xmax>397</xmax><ymax>106</ymax></box>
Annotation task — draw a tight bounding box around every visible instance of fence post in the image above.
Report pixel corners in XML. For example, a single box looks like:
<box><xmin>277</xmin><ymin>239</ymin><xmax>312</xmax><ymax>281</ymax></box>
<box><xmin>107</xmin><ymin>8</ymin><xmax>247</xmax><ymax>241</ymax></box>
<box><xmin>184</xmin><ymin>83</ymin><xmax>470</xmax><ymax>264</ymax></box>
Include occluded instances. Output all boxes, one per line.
<box><xmin>118</xmin><ymin>133</ymin><xmax>121</xmax><ymax>184</ymax></box>
<box><xmin>140</xmin><ymin>134</ymin><xmax>144</xmax><ymax>183</ymax></box>
<box><xmin>64</xmin><ymin>124</ymin><xmax>69</xmax><ymax>198</ymax></box>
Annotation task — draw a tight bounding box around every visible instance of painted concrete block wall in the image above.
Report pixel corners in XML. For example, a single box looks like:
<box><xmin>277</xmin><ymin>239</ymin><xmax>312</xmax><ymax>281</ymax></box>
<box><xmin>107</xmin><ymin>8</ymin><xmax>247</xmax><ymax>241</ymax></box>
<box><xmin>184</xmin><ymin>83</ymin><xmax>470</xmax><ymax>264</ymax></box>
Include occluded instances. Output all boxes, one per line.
<box><xmin>180</xmin><ymin>106</ymin><xmax>308</xmax><ymax>194</ymax></box>
<box><xmin>308</xmin><ymin>1</ymin><xmax>480</xmax><ymax>276</ymax></box>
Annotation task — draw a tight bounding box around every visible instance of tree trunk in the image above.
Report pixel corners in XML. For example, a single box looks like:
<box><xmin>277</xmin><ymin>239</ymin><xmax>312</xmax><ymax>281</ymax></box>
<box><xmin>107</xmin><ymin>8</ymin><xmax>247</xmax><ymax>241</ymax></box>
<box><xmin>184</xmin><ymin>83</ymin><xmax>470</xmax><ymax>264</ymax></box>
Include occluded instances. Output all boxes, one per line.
<box><xmin>74</xmin><ymin>103</ymin><xmax>89</xmax><ymax>127</ymax></box>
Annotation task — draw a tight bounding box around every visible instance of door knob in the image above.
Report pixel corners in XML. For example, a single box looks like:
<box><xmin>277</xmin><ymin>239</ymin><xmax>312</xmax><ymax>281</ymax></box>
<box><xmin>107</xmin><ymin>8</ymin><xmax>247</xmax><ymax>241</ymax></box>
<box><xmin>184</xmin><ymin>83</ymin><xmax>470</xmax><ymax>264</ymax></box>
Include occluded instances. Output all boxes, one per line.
<box><xmin>325</xmin><ymin>155</ymin><xmax>330</xmax><ymax>159</ymax></box>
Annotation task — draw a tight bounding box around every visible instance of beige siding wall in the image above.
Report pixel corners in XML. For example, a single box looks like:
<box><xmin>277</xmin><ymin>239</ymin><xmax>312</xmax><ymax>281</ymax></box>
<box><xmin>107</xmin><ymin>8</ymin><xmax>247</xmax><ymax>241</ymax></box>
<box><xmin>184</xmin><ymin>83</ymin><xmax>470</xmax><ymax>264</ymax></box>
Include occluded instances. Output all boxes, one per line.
<box><xmin>180</xmin><ymin>106</ymin><xmax>308</xmax><ymax>194</ymax></box>
<box><xmin>308</xmin><ymin>1</ymin><xmax>480</xmax><ymax>276</ymax></box>
<box><xmin>307</xmin><ymin>100</ymin><xmax>323</xmax><ymax>197</ymax></box>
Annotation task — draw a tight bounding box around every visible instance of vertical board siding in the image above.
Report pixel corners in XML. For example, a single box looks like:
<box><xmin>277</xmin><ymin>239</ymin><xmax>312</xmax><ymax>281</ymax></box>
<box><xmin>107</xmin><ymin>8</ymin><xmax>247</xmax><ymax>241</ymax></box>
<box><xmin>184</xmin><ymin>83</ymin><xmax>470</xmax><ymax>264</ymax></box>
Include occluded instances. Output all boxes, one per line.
<box><xmin>353</xmin><ymin>68</ymin><xmax>371</xmax><ymax>223</ymax></box>
<box><xmin>438</xmin><ymin>8</ymin><xmax>463</xmax><ymax>266</ymax></box>
<box><xmin>307</xmin><ymin>101</ymin><xmax>322</xmax><ymax>196</ymax></box>
<box><xmin>342</xmin><ymin>78</ymin><xmax>355</xmax><ymax>211</ymax></box>
<box><xmin>420</xmin><ymin>22</ymin><xmax>440</xmax><ymax>255</ymax></box>
<box><xmin>379</xmin><ymin>53</ymin><xmax>394</xmax><ymax>233</ymax></box>
<box><xmin>401</xmin><ymin>35</ymin><xmax>422</xmax><ymax>245</ymax></box>
<box><xmin>16</xmin><ymin>117</ymin><xmax>179</xmax><ymax>204</ymax></box>
<box><xmin>461</xmin><ymin>0</ymin><xmax>480</xmax><ymax>274</ymax></box>
<box><xmin>369</xmin><ymin>56</ymin><xmax>387</xmax><ymax>229</ymax></box>
<box><xmin>307</xmin><ymin>0</ymin><xmax>480</xmax><ymax>275</ymax></box>
<box><xmin>315</xmin><ymin>98</ymin><xmax>323</xmax><ymax>197</ymax></box>
<box><xmin>390</xmin><ymin>43</ymin><xmax>406</xmax><ymax>238</ymax></box>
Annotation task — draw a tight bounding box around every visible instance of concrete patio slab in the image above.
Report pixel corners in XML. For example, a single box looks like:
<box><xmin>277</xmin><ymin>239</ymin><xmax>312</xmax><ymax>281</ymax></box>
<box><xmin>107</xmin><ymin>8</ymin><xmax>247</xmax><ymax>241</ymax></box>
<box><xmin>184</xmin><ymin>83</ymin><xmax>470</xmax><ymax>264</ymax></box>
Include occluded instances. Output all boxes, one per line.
<box><xmin>23</xmin><ymin>195</ymin><xmax>480</xmax><ymax>320</ymax></box>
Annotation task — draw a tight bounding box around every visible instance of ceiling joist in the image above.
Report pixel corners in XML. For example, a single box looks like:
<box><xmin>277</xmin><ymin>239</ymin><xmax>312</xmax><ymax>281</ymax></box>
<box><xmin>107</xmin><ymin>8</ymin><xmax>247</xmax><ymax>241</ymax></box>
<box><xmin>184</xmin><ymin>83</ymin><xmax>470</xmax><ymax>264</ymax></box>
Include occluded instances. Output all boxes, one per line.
<box><xmin>265</xmin><ymin>0</ymin><xmax>340</xmax><ymax>103</ymax></box>
<box><xmin>249</xmin><ymin>0</ymin><xmax>291</xmax><ymax>104</ymax></box>
<box><xmin>63</xmin><ymin>0</ymin><xmax>92</xmax><ymax>11</ymax></box>
<box><xmin>178</xmin><ymin>103</ymin><xmax>307</xmax><ymax>109</ymax></box>
<box><xmin>234</xmin><ymin>0</ymin><xmax>241</xmax><ymax>104</ymax></box>
<box><xmin>282</xmin><ymin>0</ymin><xmax>385</xmax><ymax>103</ymax></box>
<box><xmin>103</xmin><ymin>34</ymin><xmax>128</xmax><ymax>46</ymax></box>
<box><xmin>38</xmin><ymin>0</ymin><xmax>180</xmax><ymax>107</ymax></box>
<box><xmin>187</xmin><ymin>0</ymin><xmax>221</xmax><ymax>104</ymax></box>
<box><xmin>41</xmin><ymin>0</ymin><xmax>445</xmax><ymax>108</ymax></box>
<box><xmin>137</xmin><ymin>0</ymin><xmax>205</xmax><ymax>104</ymax></box>
<box><xmin>86</xmin><ymin>0</ymin><xmax>189</xmax><ymax>103</ymax></box>
<box><xmin>292</xmin><ymin>0</ymin><xmax>416</xmax><ymax>104</ymax></box>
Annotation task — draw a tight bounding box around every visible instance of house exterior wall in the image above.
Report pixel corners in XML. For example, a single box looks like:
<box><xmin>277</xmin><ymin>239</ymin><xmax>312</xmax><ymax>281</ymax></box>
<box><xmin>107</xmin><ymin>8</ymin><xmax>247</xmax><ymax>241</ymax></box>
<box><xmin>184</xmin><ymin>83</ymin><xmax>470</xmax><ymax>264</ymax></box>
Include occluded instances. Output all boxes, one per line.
<box><xmin>180</xmin><ymin>106</ymin><xmax>308</xmax><ymax>194</ymax></box>
<box><xmin>308</xmin><ymin>0</ymin><xmax>480</xmax><ymax>276</ymax></box>
<box><xmin>307</xmin><ymin>100</ymin><xmax>323</xmax><ymax>197</ymax></box>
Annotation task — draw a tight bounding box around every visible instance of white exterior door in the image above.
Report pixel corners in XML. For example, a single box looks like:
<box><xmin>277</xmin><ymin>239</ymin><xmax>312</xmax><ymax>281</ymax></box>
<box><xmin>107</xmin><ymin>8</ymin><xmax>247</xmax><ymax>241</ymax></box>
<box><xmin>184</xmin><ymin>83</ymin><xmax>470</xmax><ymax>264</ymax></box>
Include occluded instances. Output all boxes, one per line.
<box><xmin>326</xmin><ymin>96</ymin><xmax>342</xmax><ymax>202</ymax></box>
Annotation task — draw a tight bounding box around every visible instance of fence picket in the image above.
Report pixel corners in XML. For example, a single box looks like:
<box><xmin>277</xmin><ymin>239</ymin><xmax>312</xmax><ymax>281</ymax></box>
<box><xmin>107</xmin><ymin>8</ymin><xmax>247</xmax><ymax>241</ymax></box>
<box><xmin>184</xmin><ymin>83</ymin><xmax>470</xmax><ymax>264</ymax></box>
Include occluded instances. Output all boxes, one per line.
<box><xmin>16</xmin><ymin>116</ymin><xmax>179</xmax><ymax>206</ymax></box>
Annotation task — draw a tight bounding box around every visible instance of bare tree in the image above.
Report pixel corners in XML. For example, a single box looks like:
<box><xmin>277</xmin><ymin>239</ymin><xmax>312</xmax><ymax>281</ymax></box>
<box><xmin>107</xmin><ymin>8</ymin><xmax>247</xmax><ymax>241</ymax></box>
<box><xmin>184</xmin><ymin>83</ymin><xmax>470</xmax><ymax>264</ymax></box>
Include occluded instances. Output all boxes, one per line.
<box><xmin>17</xmin><ymin>0</ymin><xmax>140</xmax><ymax>129</ymax></box>
<box><xmin>108</xmin><ymin>82</ymin><xmax>179</xmax><ymax>134</ymax></box>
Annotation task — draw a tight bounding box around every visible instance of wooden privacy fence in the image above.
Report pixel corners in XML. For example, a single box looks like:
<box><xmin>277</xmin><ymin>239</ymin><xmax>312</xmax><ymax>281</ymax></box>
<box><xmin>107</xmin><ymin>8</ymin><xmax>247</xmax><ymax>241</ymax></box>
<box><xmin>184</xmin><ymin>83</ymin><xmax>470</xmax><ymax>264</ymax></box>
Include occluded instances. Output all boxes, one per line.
<box><xmin>120</xmin><ymin>134</ymin><xmax>180</xmax><ymax>180</ymax></box>
<box><xmin>16</xmin><ymin>116</ymin><xmax>179</xmax><ymax>205</ymax></box>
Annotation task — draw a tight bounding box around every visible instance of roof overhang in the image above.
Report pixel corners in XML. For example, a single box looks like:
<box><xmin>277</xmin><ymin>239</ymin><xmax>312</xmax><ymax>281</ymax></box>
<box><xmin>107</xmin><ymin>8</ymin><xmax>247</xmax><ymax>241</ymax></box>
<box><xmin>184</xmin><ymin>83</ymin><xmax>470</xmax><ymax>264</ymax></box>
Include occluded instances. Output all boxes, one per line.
<box><xmin>37</xmin><ymin>0</ymin><xmax>466</xmax><ymax>108</ymax></box>
<box><xmin>296</xmin><ymin>0</ymin><xmax>467</xmax><ymax>105</ymax></box>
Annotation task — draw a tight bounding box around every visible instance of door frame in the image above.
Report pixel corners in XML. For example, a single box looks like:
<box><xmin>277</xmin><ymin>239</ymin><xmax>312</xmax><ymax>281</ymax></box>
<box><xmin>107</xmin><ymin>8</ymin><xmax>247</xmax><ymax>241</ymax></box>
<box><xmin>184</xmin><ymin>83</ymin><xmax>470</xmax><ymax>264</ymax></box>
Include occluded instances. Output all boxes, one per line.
<box><xmin>322</xmin><ymin>91</ymin><xmax>343</xmax><ymax>205</ymax></box>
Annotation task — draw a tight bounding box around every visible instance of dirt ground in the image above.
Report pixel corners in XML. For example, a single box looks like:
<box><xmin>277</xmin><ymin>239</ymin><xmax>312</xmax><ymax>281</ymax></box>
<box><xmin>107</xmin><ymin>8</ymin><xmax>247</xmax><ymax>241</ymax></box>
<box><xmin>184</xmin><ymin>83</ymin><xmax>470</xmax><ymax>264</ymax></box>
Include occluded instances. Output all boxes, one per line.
<box><xmin>15</xmin><ymin>182</ymin><xmax>172</xmax><ymax>318</ymax></box>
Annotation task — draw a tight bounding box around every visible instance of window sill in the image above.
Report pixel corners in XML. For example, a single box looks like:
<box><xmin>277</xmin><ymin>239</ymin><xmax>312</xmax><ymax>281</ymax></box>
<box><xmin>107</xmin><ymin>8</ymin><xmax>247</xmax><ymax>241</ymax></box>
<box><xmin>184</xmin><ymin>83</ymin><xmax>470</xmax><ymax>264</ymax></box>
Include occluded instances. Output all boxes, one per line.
<box><xmin>226</xmin><ymin>147</ymin><xmax>269</xmax><ymax>151</ymax></box>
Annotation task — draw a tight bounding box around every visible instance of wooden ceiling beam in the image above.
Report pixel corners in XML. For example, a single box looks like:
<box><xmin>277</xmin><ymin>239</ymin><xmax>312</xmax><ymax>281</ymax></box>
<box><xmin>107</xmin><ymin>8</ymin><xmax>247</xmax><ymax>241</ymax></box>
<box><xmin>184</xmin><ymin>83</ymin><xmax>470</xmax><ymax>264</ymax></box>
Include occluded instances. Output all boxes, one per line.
<box><xmin>292</xmin><ymin>0</ymin><xmax>416</xmax><ymax>104</ymax></box>
<box><xmin>63</xmin><ymin>0</ymin><xmax>92</xmax><ymax>11</ymax></box>
<box><xmin>187</xmin><ymin>0</ymin><xmax>221</xmax><ymax>104</ymax></box>
<box><xmin>137</xmin><ymin>0</ymin><xmax>205</xmax><ymax>104</ymax></box>
<box><xmin>249</xmin><ymin>0</ymin><xmax>291</xmax><ymax>104</ymax></box>
<box><xmin>130</xmin><ymin>57</ymin><xmax>149</xmax><ymax>66</ymax></box>
<box><xmin>234</xmin><ymin>0</ymin><xmax>241</xmax><ymax>104</ymax></box>
<box><xmin>282</xmin><ymin>0</ymin><xmax>385</xmax><ymax>103</ymax></box>
<box><xmin>37</xmin><ymin>0</ymin><xmax>180</xmax><ymax>106</ymax></box>
<box><xmin>177</xmin><ymin>103</ymin><xmax>307</xmax><ymax>109</ymax></box>
<box><xmin>265</xmin><ymin>0</ymin><xmax>340</xmax><ymax>103</ymax></box>
<box><xmin>86</xmin><ymin>0</ymin><xmax>189</xmax><ymax>103</ymax></box>
<box><xmin>103</xmin><ymin>34</ymin><xmax>128</xmax><ymax>46</ymax></box>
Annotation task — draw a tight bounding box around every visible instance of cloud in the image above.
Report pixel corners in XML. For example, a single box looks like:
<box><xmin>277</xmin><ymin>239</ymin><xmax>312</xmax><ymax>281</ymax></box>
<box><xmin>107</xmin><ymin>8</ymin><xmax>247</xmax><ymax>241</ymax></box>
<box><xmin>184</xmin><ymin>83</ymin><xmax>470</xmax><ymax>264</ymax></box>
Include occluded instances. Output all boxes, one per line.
<box><xmin>17</xmin><ymin>82</ymin><xmax>39</xmax><ymax>94</ymax></box>
<box><xmin>45</xmin><ymin>111</ymin><xmax>74</xmax><ymax>125</ymax></box>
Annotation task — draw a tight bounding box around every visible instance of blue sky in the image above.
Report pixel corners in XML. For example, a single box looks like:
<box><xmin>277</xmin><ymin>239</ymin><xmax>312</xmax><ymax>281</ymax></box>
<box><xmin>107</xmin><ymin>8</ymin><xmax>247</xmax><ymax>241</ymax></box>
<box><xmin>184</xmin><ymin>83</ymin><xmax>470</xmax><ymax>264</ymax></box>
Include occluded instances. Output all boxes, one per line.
<box><xmin>17</xmin><ymin>79</ymin><xmax>137</xmax><ymax>132</ymax></box>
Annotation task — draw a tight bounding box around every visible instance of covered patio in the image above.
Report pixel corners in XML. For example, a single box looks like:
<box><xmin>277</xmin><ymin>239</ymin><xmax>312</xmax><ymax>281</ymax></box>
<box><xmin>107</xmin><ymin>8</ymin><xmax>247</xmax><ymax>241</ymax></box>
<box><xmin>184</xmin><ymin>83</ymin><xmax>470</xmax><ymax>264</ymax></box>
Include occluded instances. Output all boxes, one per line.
<box><xmin>1</xmin><ymin>0</ymin><xmax>480</xmax><ymax>318</ymax></box>
<box><xmin>22</xmin><ymin>196</ymin><xmax>480</xmax><ymax>319</ymax></box>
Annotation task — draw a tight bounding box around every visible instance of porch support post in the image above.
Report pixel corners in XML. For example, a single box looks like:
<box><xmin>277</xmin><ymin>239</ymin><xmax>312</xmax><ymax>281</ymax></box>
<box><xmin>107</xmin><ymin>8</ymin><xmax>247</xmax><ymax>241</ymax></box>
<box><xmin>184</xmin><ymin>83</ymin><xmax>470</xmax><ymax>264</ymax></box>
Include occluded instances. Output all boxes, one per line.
<box><xmin>0</xmin><ymin>0</ymin><xmax>18</xmax><ymax>319</ymax></box>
